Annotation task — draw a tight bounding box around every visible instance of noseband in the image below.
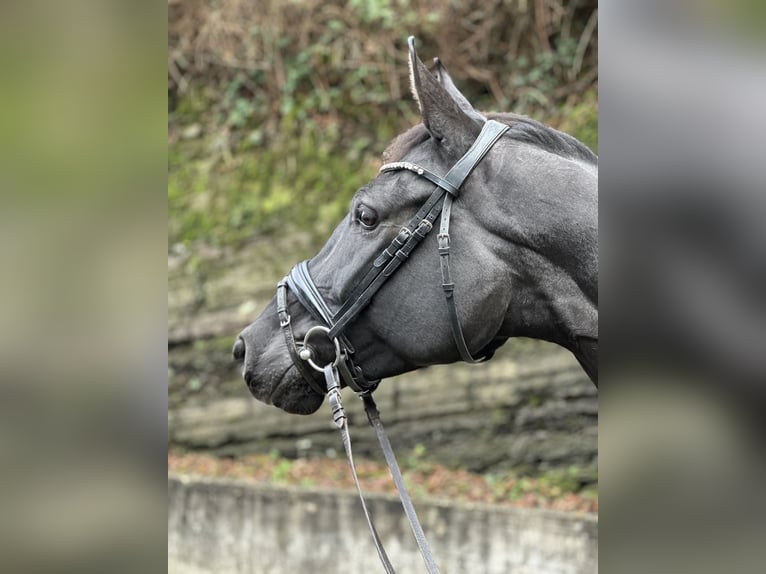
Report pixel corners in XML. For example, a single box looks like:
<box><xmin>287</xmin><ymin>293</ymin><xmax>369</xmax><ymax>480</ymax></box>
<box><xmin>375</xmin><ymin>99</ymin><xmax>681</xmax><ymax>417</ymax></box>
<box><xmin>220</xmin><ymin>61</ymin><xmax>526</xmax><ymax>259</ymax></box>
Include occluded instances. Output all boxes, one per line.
<box><xmin>276</xmin><ymin>119</ymin><xmax>509</xmax><ymax>394</ymax></box>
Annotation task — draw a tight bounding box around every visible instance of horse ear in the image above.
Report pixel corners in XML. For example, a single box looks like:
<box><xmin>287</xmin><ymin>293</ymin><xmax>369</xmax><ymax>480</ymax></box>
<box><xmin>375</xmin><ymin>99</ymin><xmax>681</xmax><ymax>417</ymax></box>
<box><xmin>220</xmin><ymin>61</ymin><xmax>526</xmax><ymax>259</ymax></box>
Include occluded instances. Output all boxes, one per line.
<box><xmin>432</xmin><ymin>57</ymin><xmax>486</xmax><ymax>125</ymax></box>
<box><xmin>408</xmin><ymin>37</ymin><xmax>481</xmax><ymax>152</ymax></box>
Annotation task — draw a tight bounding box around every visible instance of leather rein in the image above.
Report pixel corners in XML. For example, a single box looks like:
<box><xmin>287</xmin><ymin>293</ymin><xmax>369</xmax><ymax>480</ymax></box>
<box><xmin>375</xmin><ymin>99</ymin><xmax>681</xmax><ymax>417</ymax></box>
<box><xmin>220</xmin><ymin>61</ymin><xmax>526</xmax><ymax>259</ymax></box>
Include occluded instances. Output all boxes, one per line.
<box><xmin>275</xmin><ymin>119</ymin><xmax>508</xmax><ymax>573</ymax></box>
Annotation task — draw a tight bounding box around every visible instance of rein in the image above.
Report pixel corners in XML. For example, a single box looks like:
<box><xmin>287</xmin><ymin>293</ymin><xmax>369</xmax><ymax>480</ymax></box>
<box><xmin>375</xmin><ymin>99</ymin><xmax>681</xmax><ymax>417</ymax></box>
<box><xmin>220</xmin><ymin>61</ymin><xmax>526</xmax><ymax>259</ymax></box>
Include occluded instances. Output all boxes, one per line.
<box><xmin>276</xmin><ymin>119</ymin><xmax>509</xmax><ymax>573</ymax></box>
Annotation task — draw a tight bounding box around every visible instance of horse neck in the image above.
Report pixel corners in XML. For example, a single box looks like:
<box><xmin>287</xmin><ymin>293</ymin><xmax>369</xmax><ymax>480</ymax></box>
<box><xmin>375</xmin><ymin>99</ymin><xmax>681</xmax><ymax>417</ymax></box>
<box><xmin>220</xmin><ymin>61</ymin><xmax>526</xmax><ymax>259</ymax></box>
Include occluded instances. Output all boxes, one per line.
<box><xmin>491</xmin><ymin>148</ymin><xmax>598</xmax><ymax>350</ymax></box>
<box><xmin>500</xmin><ymin>252</ymin><xmax>597</xmax><ymax>341</ymax></box>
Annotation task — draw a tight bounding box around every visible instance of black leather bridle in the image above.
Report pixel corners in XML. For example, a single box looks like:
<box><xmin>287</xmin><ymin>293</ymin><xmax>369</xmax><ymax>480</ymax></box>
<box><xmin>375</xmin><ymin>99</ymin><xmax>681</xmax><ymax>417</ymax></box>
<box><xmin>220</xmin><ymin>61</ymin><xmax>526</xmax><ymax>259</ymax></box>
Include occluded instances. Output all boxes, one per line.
<box><xmin>276</xmin><ymin>119</ymin><xmax>509</xmax><ymax>398</ymax></box>
<box><xmin>272</xmin><ymin>119</ymin><xmax>509</xmax><ymax>574</ymax></box>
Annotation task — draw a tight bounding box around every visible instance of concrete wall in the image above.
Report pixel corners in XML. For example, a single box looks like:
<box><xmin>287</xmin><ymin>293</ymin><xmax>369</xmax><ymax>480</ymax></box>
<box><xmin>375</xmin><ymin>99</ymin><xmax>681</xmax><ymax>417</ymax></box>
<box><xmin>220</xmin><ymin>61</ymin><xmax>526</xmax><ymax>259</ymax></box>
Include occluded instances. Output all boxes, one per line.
<box><xmin>169</xmin><ymin>474</ymin><xmax>597</xmax><ymax>574</ymax></box>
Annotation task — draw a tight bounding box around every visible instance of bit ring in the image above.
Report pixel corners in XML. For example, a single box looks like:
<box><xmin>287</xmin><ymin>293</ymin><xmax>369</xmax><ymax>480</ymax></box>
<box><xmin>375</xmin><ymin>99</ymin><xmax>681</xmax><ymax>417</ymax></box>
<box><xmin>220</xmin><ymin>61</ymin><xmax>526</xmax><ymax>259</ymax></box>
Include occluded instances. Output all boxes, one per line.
<box><xmin>300</xmin><ymin>325</ymin><xmax>341</xmax><ymax>372</ymax></box>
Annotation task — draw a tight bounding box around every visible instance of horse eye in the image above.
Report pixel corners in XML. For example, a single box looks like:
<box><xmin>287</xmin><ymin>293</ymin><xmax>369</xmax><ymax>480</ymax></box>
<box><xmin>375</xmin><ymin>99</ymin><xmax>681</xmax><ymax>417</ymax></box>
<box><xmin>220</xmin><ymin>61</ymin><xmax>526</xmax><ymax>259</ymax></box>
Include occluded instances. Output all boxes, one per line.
<box><xmin>357</xmin><ymin>206</ymin><xmax>378</xmax><ymax>229</ymax></box>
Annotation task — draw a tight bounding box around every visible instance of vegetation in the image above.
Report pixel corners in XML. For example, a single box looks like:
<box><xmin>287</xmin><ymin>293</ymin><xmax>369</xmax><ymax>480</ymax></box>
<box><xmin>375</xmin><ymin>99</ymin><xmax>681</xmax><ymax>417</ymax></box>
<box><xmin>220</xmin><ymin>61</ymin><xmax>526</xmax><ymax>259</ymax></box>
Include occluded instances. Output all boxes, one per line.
<box><xmin>168</xmin><ymin>0</ymin><xmax>598</xmax><ymax>250</ymax></box>
<box><xmin>168</xmin><ymin>448</ymin><xmax>597</xmax><ymax>513</ymax></box>
<box><xmin>168</xmin><ymin>1</ymin><xmax>599</xmax><ymax>498</ymax></box>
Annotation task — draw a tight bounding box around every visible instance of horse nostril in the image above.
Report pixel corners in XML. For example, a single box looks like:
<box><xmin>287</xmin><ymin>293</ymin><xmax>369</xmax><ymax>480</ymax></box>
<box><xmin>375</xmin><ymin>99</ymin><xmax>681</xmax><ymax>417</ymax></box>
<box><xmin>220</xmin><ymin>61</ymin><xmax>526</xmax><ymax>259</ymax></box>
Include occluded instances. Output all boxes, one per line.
<box><xmin>232</xmin><ymin>337</ymin><xmax>246</xmax><ymax>361</ymax></box>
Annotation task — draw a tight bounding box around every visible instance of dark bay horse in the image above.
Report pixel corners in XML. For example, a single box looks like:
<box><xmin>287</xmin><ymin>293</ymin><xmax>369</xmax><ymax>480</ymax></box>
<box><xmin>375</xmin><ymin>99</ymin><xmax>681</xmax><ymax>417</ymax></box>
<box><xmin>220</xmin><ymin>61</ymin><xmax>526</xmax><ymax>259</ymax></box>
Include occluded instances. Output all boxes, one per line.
<box><xmin>234</xmin><ymin>40</ymin><xmax>597</xmax><ymax>415</ymax></box>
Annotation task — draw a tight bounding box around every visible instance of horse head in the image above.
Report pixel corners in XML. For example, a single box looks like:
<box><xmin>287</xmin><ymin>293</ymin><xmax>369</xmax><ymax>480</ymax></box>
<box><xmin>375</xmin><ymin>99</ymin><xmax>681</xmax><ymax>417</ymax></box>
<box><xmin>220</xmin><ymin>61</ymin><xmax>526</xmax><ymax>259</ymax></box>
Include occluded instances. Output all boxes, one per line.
<box><xmin>234</xmin><ymin>39</ymin><xmax>598</xmax><ymax>414</ymax></box>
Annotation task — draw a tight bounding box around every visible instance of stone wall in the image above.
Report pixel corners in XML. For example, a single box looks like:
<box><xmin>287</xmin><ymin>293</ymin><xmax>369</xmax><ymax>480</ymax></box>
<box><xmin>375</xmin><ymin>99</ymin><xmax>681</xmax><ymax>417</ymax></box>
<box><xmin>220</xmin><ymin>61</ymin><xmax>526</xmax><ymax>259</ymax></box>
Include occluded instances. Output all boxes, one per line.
<box><xmin>168</xmin><ymin>240</ymin><xmax>597</xmax><ymax>478</ymax></box>
<box><xmin>168</xmin><ymin>474</ymin><xmax>598</xmax><ymax>574</ymax></box>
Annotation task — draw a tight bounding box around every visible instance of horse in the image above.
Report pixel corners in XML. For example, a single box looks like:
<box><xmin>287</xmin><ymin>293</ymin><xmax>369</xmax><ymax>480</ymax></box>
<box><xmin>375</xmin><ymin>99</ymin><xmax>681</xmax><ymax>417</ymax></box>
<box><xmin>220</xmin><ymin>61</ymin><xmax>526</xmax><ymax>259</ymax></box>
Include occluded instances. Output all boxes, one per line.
<box><xmin>233</xmin><ymin>39</ymin><xmax>598</xmax><ymax>416</ymax></box>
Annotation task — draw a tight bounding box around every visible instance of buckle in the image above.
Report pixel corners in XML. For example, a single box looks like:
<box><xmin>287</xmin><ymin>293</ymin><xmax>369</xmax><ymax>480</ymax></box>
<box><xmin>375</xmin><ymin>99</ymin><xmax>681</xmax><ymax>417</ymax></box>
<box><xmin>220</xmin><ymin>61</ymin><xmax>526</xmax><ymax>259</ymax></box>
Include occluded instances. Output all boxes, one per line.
<box><xmin>415</xmin><ymin>219</ymin><xmax>433</xmax><ymax>236</ymax></box>
<box><xmin>279</xmin><ymin>313</ymin><xmax>291</xmax><ymax>327</ymax></box>
<box><xmin>437</xmin><ymin>233</ymin><xmax>450</xmax><ymax>249</ymax></box>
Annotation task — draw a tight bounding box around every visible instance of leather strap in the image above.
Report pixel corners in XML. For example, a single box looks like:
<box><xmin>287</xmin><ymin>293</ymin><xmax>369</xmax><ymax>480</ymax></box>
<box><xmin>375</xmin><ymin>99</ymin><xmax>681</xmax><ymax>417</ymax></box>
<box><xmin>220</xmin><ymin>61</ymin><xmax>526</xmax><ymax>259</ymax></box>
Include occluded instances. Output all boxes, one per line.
<box><xmin>328</xmin><ymin>216</ymin><xmax>439</xmax><ymax>339</ymax></box>
<box><xmin>328</xmin><ymin>187</ymin><xmax>448</xmax><ymax>338</ymax></box>
<box><xmin>286</xmin><ymin>263</ymin><xmax>381</xmax><ymax>392</ymax></box>
<box><xmin>324</xmin><ymin>364</ymin><xmax>440</xmax><ymax>574</ymax></box>
<box><xmin>380</xmin><ymin>162</ymin><xmax>460</xmax><ymax>197</ymax></box>
<box><xmin>363</xmin><ymin>395</ymin><xmax>442</xmax><ymax>574</ymax></box>
<box><xmin>287</xmin><ymin>261</ymin><xmax>336</xmax><ymax>328</ymax></box>
<box><xmin>277</xmin><ymin>281</ymin><xmax>326</xmax><ymax>395</ymax></box>
<box><xmin>323</xmin><ymin>365</ymin><xmax>396</xmax><ymax>574</ymax></box>
<box><xmin>329</xmin><ymin>120</ymin><xmax>509</xmax><ymax>340</ymax></box>
<box><xmin>283</xmin><ymin>120</ymin><xmax>509</xmax><ymax>385</ymax></box>
<box><xmin>435</xmin><ymin>120</ymin><xmax>508</xmax><ymax>362</ymax></box>
<box><xmin>278</xmin><ymin>279</ymin><xmax>377</xmax><ymax>394</ymax></box>
<box><xmin>437</xmin><ymin>195</ymin><xmax>482</xmax><ymax>363</ymax></box>
<box><xmin>437</xmin><ymin>119</ymin><xmax>509</xmax><ymax>192</ymax></box>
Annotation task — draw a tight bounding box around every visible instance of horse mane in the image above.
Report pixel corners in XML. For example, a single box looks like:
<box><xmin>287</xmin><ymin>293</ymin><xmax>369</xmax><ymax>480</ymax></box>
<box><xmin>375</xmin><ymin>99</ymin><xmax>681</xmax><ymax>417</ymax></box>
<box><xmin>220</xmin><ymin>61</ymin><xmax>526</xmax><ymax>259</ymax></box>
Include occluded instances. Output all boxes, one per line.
<box><xmin>382</xmin><ymin>123</ymin><xmax>431</xmax><ymax>163</ymax></box>
<box><xmin>382</xmin><ymin>112</ymin><xmax>597</xmax><ymax>165</ymax></box>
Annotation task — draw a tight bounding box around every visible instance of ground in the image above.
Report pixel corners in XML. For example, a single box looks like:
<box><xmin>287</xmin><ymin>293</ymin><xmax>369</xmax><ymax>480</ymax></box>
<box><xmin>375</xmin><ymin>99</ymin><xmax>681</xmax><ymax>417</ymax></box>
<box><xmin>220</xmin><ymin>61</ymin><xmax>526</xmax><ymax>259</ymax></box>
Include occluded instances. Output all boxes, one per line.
<box><xmin>169</xmin><ymin>449</ymin><xmax>597</xmax><ymax>514</ymax></box>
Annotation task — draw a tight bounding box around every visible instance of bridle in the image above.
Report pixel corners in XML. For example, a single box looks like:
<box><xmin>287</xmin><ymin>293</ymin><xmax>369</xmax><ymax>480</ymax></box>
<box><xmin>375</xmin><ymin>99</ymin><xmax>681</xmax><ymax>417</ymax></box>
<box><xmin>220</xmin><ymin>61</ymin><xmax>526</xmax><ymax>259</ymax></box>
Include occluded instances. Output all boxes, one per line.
<box><xmin>274</xmin><ymin>119</ymin><xmax>508</xmax><ymax>573</ymax></box>
<box><xmin>277</xmin><ymin>119</ymin><xmax>509</xmax><ymax>392</ymax></box>
<box><xmin>274</xmin><ymin>119</ymin><xmax>509</xmax><ymax>573</ymax></box>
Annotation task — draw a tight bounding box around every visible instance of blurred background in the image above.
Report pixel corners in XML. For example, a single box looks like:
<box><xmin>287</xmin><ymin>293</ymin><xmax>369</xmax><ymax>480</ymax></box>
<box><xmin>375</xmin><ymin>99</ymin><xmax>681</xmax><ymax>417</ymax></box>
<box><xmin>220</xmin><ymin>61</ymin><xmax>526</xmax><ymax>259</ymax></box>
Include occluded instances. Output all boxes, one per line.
<box><xmin>168</xmin><ymin>0</ymin><xmax>598</xmax><ymax>250</ymax></box>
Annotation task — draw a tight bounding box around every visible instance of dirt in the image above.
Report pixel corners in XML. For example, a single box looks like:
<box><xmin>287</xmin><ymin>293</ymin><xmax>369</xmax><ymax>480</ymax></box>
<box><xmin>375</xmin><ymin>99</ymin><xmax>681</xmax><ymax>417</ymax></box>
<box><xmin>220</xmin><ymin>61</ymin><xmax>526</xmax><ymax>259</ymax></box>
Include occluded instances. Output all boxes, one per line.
<box><xmin>168</xmin><ymin>450</ymin><xmax>597</xmax><ymax>514</ymax></box>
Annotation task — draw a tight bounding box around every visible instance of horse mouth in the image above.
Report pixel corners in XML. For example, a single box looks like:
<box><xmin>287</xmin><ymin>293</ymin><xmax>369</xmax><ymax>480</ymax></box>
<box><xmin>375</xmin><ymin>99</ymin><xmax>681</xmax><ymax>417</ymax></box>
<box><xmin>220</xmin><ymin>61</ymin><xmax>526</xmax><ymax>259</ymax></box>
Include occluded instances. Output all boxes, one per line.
<box><xmin>244</xmin><ymin>361</ymin><xmax>285</xmax><ymax>403</ymax></box>
<box><xmin>245</xmin><ymin>363</ymin><xmax>324</xmax><ymax>415</ymax></box>
<box><xmin>243</xmin><ymin>370</ymin><xmax>272</xmax><ymax>405</ymax></box>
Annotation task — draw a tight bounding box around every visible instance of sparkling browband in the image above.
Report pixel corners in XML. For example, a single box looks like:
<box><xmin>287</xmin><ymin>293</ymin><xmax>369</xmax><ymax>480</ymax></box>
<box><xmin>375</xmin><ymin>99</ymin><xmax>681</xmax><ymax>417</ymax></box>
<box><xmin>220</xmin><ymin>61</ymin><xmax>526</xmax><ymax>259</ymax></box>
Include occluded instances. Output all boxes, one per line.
<box><xmin>380</xmin><ymin>161</ymin><xmax>425</xmax><ymax>175</ymax></box>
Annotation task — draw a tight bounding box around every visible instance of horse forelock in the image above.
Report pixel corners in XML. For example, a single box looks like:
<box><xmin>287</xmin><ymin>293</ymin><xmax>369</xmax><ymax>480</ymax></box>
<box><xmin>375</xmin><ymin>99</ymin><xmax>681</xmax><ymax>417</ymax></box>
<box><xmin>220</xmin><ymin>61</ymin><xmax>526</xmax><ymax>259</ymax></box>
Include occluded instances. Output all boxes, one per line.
<box><xmin>381</xmin><ymin>113</ymin><xmax>597</xmax><ymax>166</ymax></box>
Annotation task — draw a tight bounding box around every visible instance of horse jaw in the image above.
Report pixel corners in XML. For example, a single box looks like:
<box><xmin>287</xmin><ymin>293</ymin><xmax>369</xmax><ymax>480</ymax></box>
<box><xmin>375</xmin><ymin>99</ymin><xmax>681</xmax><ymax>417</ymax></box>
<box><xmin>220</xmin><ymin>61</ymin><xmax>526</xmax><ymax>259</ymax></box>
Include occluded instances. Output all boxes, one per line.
<box><xmin>574</xmin><ymin>336</ymin><xmax>598</xmax><ymax>387</ymax></box>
